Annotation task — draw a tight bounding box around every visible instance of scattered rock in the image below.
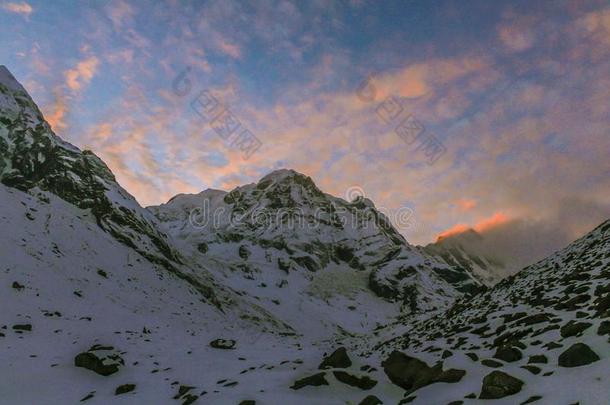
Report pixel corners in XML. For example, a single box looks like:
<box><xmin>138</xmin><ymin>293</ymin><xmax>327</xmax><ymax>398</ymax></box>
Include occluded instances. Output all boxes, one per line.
<box><xmin>381</xmin><ymin>351</ymin><xmax>465</xmax><ymax>394</ymax></box>
<box><xmin>79</xmin><ymin>392</ymin><xmax>95</xmax><ymax>402</ymax></box>
<box><xmin>319</xmin><ymin>347</ymin><xmax>352</xmax><ymax>369</ymax></box>
<box><xmin>358</xmin><ymin>395</ymin><xmax>383</xmax><ymax>405</ymax></box>
<box><xmin>209</xmin><ymin>339</ymin><xmax>236</xmax><ymax>350</ymax></box>
<box><xmin>560</xmin><ymin>320</ymin><xmax>592</xmax><ymax>338</ymax></box>
<box><xmin>11</xmin><ymin>281</ymin><xmax>24</xmax><ymax>290</ymax></box>
<box><xmin>466</xmin><ymin>353</ymin><xmax>478</xmax><ymax>362</ymax></box>
<box><xmin>528</xmin><ymin>355</ymin><xmax>548</xmax><ymax>364</ymax></box>
<box><xmin>290</xmin><ymin>372</ymin><xmax>328</xmax><ymax>390</ymax></box>
<box><xmin>597</xmin><ymin>320</ymin><xmax>610</xmax><ymax>336</ymax></box>
<box><xmin>333</xmin><ymin>371</ymin><xmax>377</xmax><ymax>390</ymax></box>
<box><xmin>521</xmin><ymin>395</ymin><xmax>543</xmax><ymax>404</ymax></box>
<box><xmin>182</xmin><ymin>394</ymin><xmax>198</xmax><ymax>405</ymax></box>
<box><xmin>479</xmin><ymin>371</ymin><xmax>524</xmax><ymax>399</ymax></box>
<box><xmin>493</xmin><ymin>346</ymin><xmax>522</xmax><ymax>362</ymax></box>
<box><xmin>173</xmin><ymin>385</ymin><xmax>195</xmax><ymax>399</ymax></box>
<box><xmin>558</xmin><ymin>343</ymin><xmax>600</xmax><ymax>367</ymax></box>
<box><xmin>435</xmin><ymin>368</ymin><xmax>466</xmax><ymax>383</ymax></box>
<box><xmin>542</xmin><ymin>341</ymin><xmax>562</xmax><ymax>350</ymax></box>
<box><xmin>74</xmin><ymin>352</ymin><xmax>120</xmax><ymax>376</ymax></box>
<box><xmin>481</xmin><ymin>359</ymin><xmax>503</xmax><ymax>368</ymax></box>
<box><xmin>115</xmin><ymin>384</ymin><xmax>135</xmax><ymax>395</ymax></box>
<box><xmin>520</xmin><ymin>365</ymin><xmax>541</xmax><ymax>375</ymax></box>
<box><xmin>12</xmin><ymin>324</ymin><xmax>32</xmax><ymax>332</ymax></box>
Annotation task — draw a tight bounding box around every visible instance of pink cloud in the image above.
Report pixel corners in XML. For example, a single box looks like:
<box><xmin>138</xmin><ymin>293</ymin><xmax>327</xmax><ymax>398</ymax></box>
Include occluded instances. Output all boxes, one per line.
<box><xmin>218</xmin><ymin>40</ymin><xmax>242</xmax><ymax>59</ymax></box>
<box><xmin>2</xmin><ymin>1</ymin><xmax>32</xmax><ymax>17</ymax></box>
<box><xmin>65</xmin><ymin>56</ymin><xmax>99</xmax><ymax>91</ymax></box>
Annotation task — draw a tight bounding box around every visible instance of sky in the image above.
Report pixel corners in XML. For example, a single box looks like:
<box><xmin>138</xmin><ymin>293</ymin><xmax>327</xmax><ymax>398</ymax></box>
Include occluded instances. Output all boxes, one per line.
<box><xmin>1</xmin><ymin>0</ymin><xmax>609</xmax><ymax>258</ymax></box>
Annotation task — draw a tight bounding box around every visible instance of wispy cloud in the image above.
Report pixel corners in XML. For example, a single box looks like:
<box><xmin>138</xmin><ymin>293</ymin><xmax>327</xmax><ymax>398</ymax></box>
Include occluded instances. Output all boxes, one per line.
<box><xmin>217</xmin><ymin>39</ymin><xmax>241</xmax><ymax>59</ymax></box>
<box><xmin>2</xmin><ymin>1</ymin><xmax>32</xmax><ymax>17</ymax></box>
<box><xmin>64</xmin><ymin>56</ymin><xmax>99</xmax><ymax>91</ymax></box>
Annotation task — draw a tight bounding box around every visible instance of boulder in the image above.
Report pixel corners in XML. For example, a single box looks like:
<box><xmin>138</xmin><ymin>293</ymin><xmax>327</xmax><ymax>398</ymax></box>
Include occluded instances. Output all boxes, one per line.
<box><xmin>75</xmin><ymin>352</ymin><xmax>120</xmax><ymax>376</ymax></box>
<box><xmin>290</xmin><ymin>372</ymin><xmax>328</xmax><ymax>390</ymax></box>
<box><xmin>332</xmin><ymin>371</ymin><xmax>377</xmax><ymax>390</ymax></box>
<box><xmin>381</xmin><ymin>351</ymin><xmax>465</xmax><ymax>394</ymax></box>
<box><xmin>493</xmin><ymin>346</ymin><xmax>522</xmax><ymax>362</ymax></box>
<box><xmin>558</xmin><ymin>343</ymin><xmax>600</xmax><ymax>367</ymax></box>
<box><xmin>319</xmin><ymin>347</ymin><xmax>352</xmax><ymax>369</ymax></box>
<box><xmin>528</xmin><ymin>354</ymin><xmax>548</xmax><ymax>364</ymax></box>
<box><xmin>479</xmin><ymin>371</ymin><xmax>524</xmax><ymax>399</ymax></box>
<box><xmin>596</xmin><ymin>320</ymin><xmax>610</xmax><ymax>336</ymax></box>
<box><xmin>359</xmin><ymin>395</ymin><xmax>383</xmax><ymax>405</ymax></box>
<box><xmin>481</xmin><ymin>359</ymin><xmax>503</xmax><ymax>368</ymax></box>
<box><xmin>115</xmin><ymin>384</ymin><xmax>135</xmax><ymax>395</ymax></box>
<box><xmin>560</xmin><ymin>320</ymin><xmax>592</xmax><ymax>338</ymax></box>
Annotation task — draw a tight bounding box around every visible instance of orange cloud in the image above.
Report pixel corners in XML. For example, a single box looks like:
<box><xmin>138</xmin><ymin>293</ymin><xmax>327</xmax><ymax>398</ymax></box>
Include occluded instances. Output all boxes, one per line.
<box><xmin>65</xmin><ymin>56</ymin><xmax>99</xmax><ymax>91</ymax></box>
<box><xmin>2</xmin><ymin>1</ymin><xmax>32</xmax><ymax>17</ymax></box>
<box><xmin>456</xmin><ymin>198</ymin><xmax>477</xmax><ymax>211</ymax></box>
<box><xmin>474</xmin><ymin>212</ymin><xmax>510</xmax><ymax>233</ymax></box>
<box><xmin>45</xmin><ymin>87</ymin><xmax>68</xmax><ymax>132</ymax></box>
<box><xmin>436</xmin><ymin>212</ymin><xmax>510</xmax><ymax>241</ymax></box>
<box><xmin>436</xmin><ymin>223</ymin><xmax>471</xmax><ymax>241</ymax></box>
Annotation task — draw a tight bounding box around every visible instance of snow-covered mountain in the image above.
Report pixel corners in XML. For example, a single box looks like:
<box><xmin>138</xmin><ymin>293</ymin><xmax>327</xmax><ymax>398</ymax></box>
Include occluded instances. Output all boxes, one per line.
<box><xmin>2</xmin><ymin>65</ymin><xmax>610</xmax><ymax>404</ymax></box>
<box><xmin>148</xmin><ymin>168</ymin><xmax>484</xmax><ymax>312</ymax></box>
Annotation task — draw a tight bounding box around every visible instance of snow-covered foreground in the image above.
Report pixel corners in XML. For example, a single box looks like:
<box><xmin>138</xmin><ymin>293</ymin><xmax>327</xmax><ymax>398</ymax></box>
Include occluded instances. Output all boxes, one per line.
<box><xmin>0</xmin><ymin>184</ymin><xmax>392</xmax><ymax>404</ymax></box>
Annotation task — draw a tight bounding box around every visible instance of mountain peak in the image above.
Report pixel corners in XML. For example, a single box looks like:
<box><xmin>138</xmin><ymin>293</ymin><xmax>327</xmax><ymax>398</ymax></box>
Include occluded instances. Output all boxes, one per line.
<box><xmin>259</xmin><ymin>168</ymin><xmax>305</xmax><ymax>183</ymax></box>
<box><xmin>0</xmin><ymin>65</ymin><xmax>26</xmax><ymax>93</ymax></box>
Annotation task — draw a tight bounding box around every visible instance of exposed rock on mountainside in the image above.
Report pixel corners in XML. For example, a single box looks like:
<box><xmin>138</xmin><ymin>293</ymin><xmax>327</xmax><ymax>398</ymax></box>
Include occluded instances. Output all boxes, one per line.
<box><xmin>0</xmin><ymin>66</ymin><xmax>183</xmax><ymax>277</ymax></box>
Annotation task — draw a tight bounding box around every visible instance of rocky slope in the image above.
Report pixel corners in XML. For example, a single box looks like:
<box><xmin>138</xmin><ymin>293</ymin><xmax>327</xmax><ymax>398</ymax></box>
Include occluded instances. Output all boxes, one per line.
<box><xmin>357</xmin><ymin>219</ymin><xmax>610</xmax><ymax>403</ymax></box>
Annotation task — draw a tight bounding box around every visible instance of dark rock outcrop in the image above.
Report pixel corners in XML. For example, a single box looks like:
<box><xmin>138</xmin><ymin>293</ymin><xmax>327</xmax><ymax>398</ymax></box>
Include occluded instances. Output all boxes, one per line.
<box><xmin>479</xmin><ymin>371</ymin><xmax>524</xmax><ymax>399</ymax></box>
<box><xmin>558</xmin><ymin>343</ymin><xmax>600</xmax><ymax>367</ymax></box>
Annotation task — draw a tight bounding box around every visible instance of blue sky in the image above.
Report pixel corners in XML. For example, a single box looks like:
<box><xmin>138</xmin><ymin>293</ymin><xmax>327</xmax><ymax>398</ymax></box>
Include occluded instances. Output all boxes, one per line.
<box><xmin>1</xmin><ymin>0</ymin><xmax>609</xmax><ymax>248</ymax></box>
